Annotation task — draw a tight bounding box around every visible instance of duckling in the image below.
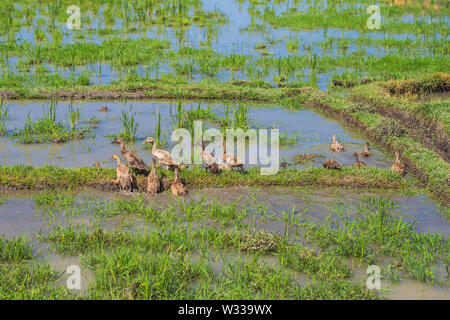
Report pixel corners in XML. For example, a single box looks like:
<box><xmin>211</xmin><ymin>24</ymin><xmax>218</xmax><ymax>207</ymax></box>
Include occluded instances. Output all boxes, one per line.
<box><xmin>222</xmin><ymin>140</ymin><xmax>245</xmax><ymax>173</ymax></box>
<box><xmin>100</xmin><ymin>106</ymin><xmax>109</xmax><ymax>112</ymax></box>
<box><xmin>360</xmin><ymin>142</ymin><xmax>371</xmax><ymax>157</ymax></box>
<box><xmin>147</xmin><ymin>158</ymin><xmax>161</xmax><ymax>194</ymax></box>
<box><xmin>112</xmin><ymin>137</ymin><xmax>149</xmax><ymax>175</ymax></box>
<box><xmin>110</xmin><ymin>154</ymin><xmax>133</xmax><ymax>191</ymax></box>
<box><xmin>322</xmin><ymin>159</ymin><xmax>341</xmax><ymax>169</ymax></box>
<box><xmin>280</xmin><ymin>161</ymin><xmax>287</xmax><ymax>169</ymax></box>
<box><xmin>353</xmin><ymin>152</ymin><xmax>366</xmax><ymax>169</ymax></box>
<box><xmin>170</xmin><ymin>167</ymin><xmax>188</xmax><ymax>196</ymax></box>
<box><xmin>93</xmin><ymin>161</ymin><xmax>101</xmax><ymax>167</ymax></box>
<box><xmin>330</xmin><ymin>134</ymin><xmax>344</xmax><ymax>152</ymax></box>
<box><xmin>143</xmin><ymin>137</ymin><xmax>185</xmax><ymax>170</ymax></box>
<box><xmin>392</xmin><ymin>151</ymin><xmax>405</xmax><ymax>175</ymax></box>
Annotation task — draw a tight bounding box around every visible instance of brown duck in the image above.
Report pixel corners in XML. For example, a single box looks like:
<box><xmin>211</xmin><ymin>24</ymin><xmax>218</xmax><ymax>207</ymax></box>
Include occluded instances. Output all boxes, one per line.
<box><xmin>392</xmin><ymin>152</ymin><xmax>405</xmax><ymax>175</ymax></box>
<box><xmin>322</xmin><ymin>159</ymin><xmax>341</xmax><ymax>169</ymax></box>
<box><xmin>143</xmin><ymin>137</ymin><xmax>185</xmax><ymax>170</ymax></box>
<box><xmin>330</xmin><ymin>134</ymin><xmax>344</xmax><ymax>152</ymax></box>
<box><xmin>222</xmin><ymin>140</ymin><xmax>244</xmax><ymax>172</ymax></box>
<box><xmin>206</xmin><ymin>162</ymin><xmax>220</xmax><ymax>174</ymax></box>
<box><xmin>353</xmin><ymin>152</ymin><xmax>366</xmax><ymax>169</ymax></box>
<box><xmin>110</xmin><ymin>154</ymin><xmax>133</xmax><ymax>191</ymax></box>
<box><xmin>171</xmin><ymin>167</ymin><xmax>188</xmax><ymax>196</ymax></box>
<box><xmin>360</xmin><ymin>142</ymin><xmax>371</xmax><ymax>157</ymax></box>
<box><xmin>113</xmin><ymin>137</ymin><xmax>149</xmax><ymax>175</ymax></box>
<box><xmin>147</xmin><ymin>158</ymin><xmax>161</xmax><ymax>194</ymax></box>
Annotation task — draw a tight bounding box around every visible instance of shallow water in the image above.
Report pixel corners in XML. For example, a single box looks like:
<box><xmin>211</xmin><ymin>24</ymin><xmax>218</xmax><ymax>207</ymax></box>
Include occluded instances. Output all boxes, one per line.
<box><xmin>1</xmin><ymin>187</ymin><xmax>448</xmax><ymax>238</ymax></box>
<box><xmin>1</xmin><ymin>187</ymin><xmax>448</xmax><ymax>299</ymax></box>
<box><xmin>5</xmin><ymin>0</ymin><xmax>448</xmax><ymax>89</ymax></box>
<box><xmin>0</xmin><ymin>100</ymin><xmax>393</xmax><ymax>169</ymax></box>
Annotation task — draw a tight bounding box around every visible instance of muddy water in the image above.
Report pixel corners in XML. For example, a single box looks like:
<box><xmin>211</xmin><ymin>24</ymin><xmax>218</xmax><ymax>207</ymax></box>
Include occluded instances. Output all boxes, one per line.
<box><xmin>350</xmin><ymin>258</ymin><xmax>450</xmax><ymax>300</ymax></box>
<box><xmin>1</xmin><ymin>187</ymin><xmax>448</xmax><ymax>238</ymax></box>
<box><xmin>0</xmin><ymin>100</ymin><xmax>393</xmax><ymax>169</ymax></box>
<box><xmin>1</xmin><ymin>187</ymin><xmax>448</xmax><ymax>299</ymax></box>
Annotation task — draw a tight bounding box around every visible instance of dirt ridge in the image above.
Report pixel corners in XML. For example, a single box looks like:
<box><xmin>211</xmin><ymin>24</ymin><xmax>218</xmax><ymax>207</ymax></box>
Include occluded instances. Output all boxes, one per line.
<box><xmin>351</xmin><ymin>95</ymin><xmax>450</xmax><ymax>163</ymax></box>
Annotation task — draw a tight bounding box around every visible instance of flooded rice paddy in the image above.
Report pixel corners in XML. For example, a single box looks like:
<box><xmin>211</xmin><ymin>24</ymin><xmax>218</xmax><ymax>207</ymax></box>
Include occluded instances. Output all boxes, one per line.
<box><xmin>1</xmin><ymin>0</ymin><xmax>448</xmax><ymax>89</ymax></box>
<box><xmin>0</xmin><ymin>100</ymin><xmax>393</xmax><ymax>168</ymax></box>
<box><xmin>1</xmin><ymin>187</ymin><xmax>449</xmax><ymax>299</ymax></box>
<box><xmin>0</xmin><ymin>0</ymin><xmax>448</xmax><ymax>301</ymax></box>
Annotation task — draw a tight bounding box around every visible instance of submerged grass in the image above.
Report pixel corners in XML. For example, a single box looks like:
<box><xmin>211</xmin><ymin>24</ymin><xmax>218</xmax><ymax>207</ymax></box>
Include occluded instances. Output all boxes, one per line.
<box><xmin>11</xmin><ymin>100</ymin><xmax>93</xmax><ymax>143</ymax></box>
<box><xmin>0</xmin><ymin>235</ymin><xmax>33</xmax><ymax>262</ymax></box>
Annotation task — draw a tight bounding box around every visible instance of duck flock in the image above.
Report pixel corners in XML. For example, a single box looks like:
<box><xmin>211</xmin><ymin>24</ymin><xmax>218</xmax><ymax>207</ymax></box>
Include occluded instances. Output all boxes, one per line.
<box><xmin>104</xmin><ymin>117</ymin><xmax>405</xmax><ymax>197</ymax></box>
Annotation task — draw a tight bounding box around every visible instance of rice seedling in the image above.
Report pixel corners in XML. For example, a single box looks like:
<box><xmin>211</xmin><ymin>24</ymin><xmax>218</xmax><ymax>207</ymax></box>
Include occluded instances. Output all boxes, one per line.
<box><xmin>0</xmin><ymin>98</ymin><xmax>8</xmax><ymax>135</ymax></box>
<box><xmin>0</xmin><ymin>262</ymin><xmax>72</xmax><ymax>299</ymax></box>
<box><xmin>279</xmin><ymin>132</ymin><xmax>298</xmax><ymax>148</ymax></box>
<box><xmin>0</xmin><ymin>235</ymin><xmax>33</xmax><ymax>262</ymax></box>
<box><xmin>118</xmin><ymin>103</ymin><xmax>138</xmax><ymax>143</ymax></box>
<box><xmin>11</xmin><ymin>99</ymin><xmax>93</xmax><ymax>143</ymax></box>
<box><xmin>67</xmin><ymin>100</ymin><xmax>80</xmax><ymax>131</ymax></box>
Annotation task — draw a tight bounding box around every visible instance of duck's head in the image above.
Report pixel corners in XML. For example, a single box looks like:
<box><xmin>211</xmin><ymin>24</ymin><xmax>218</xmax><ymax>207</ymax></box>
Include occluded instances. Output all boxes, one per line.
<box><xmin>112</xmin><ymin>137</ymin><xmax>123</xmax><ymax>145</ymax></box>
<box><xmin>110</xmin><ymin>154</ymin><xmax>120</xmax><ymax>161</ymax></box>
<box><xmin>365</xmin><ymin>142</ymin><xmax>369</xmax><ymax>147</ymax></box>
<box><xmin>353</xmin><ymin>152</ymin><xmax>358</xmax><ymax>158</ymax></box>
<box><xmin>143</xmin><ymin>137</ymin><xmax>155</xmax><ymax>145</ymax></box>
<box><xmin>332</xmin><ymin>134</ymin><xmax>337</xmax><ymax>141</ymax></box>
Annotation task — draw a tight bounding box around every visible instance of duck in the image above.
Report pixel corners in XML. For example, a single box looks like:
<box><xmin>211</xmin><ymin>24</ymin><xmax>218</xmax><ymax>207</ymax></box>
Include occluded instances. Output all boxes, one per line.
<box><xmin>93</xmin><ymin>161</ymin><xmax>101</xmax><ymax>167</ymax></box>
<box><xmin>206</xmin><ymin>162</ymin><xmax>220</xmax><ymax>175</ymax></box>
<box><xmin>353</xmin><ymin>152</ymin><xmax>366</xmax><ymax>169</ymax></box>
<box><xmin>330</xmin><ymin>134</ymin><xmax>344</xmax><ymax>152</ymax></box>
<box><xmin>100</xmin><ymin>106</ymin><xmax>109</xmax><ymax>112</ymax></box>
<box><xmin>391</xmin><ymin>151</ymin><xmax>405</xmax><ymax>175</ymax></box>
<box><xmin>112</xmin><ymin>137</ymin><xmax>149</xmax><ymax>175</ymax></box>
<box><xmin>143</xmin><ymin>137</ymin><xmax>185</xmax><ymax>170</ymax></box>
<box><xmin>110</xmin><ymin>154</ymin><xmax>133</xmax><ymax>191</ymax></box>
<box><xmin>360</xmin><ymin>142</ymin><xmax>371</xmax><ymax>157</ymax></box>
<box><xmin>222</xmin><ymin>140</ymin><xmax>245</xmax><ymax>173</ymax></box>
<box><xmin>147</xmin><ymin>158</ymin><xmax>161</xmax><ymax>194</ymax></box>
<box><xmin>218</xmin><ymin>163</ymin><xmax>232</xmax><ymax>172</ymax></box>
<box><xmin>201</xmin><ymin>141</ymin><xmax>219</xmax><ymax>171</ymax></box>
<box><xmin>322</xmin><ymin>159</ymin><xmax>341</xmax><ymax>169</ymax></box>
<box><xmin>170</xmin><ymin>167</ymin><xmax>188</xmax><ymax>196</ymax></box>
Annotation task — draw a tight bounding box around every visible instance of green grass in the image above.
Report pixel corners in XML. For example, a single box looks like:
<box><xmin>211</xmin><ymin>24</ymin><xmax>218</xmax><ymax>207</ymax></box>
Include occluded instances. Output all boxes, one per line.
<box><xmin>0</xmin><ymin>262</ymin><xmax>72</xmax><ymax>299</ymax></box>
<box><xmin>351</xmin><ymin>73</ymin><xmax>450</xmax><ymax>136</ymax></box>
<box><xmin>0</xmin><ymin>98</ymin><xmax>8</xmax><ymax>135</ymax></box>
<box><xmin>0</xmin><ymin>235</ymin><xmax>33</xmax><ymax>262</ymax></box>
<box><xmin>11</xmin><ymin>100</ymin><xmax>93</xmax><ymax>143</ymax></box>
<box><xmin>2</xmin><ymin>190</ymin><xmax>445</xmax><ymax>300</ymax></box>
<box><xmin>0</xmin><ymin>165</ymin><xmax>408</xmax><ymax>191</ymax></box>
<box><xmin>299</xmin><ymin>196</ymin><xmax>449</xmax><ymax>284</ymax></box>
<box><xmin>118</xmin><ymin>103</ymin><xmax>138</xmax><ymax>143</ymax></box>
